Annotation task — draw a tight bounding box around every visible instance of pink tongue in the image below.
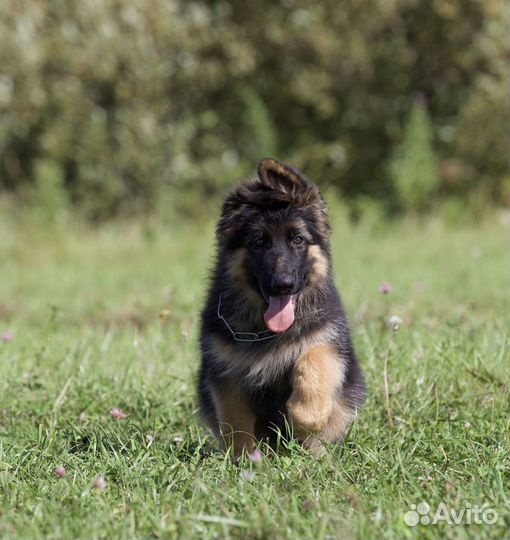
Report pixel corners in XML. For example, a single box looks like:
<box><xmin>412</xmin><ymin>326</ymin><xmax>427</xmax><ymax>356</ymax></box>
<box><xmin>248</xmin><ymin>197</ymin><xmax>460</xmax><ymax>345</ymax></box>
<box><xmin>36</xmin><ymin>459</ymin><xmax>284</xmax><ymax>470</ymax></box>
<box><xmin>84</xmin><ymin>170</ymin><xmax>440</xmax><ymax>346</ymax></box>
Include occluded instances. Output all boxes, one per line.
<box><xmin>264</xmin><ymin>295</ymin><xmax>296</xmax><ymax>333</ymax></box>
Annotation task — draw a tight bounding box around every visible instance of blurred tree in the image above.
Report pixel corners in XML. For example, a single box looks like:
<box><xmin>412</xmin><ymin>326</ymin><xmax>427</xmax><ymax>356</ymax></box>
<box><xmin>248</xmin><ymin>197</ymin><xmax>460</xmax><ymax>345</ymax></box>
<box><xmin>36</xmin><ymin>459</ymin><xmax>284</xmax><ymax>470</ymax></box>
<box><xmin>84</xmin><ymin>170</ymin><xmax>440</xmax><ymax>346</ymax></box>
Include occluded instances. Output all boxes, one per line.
<box><xmin>0</xmin><ymin>0</ymin><xmax>507</xmax><ymax>219</ymax></box>
<box><xmin>390</xmin><ymin>96</ymin><xmax>439</xmax><ymax>212</ymax></box>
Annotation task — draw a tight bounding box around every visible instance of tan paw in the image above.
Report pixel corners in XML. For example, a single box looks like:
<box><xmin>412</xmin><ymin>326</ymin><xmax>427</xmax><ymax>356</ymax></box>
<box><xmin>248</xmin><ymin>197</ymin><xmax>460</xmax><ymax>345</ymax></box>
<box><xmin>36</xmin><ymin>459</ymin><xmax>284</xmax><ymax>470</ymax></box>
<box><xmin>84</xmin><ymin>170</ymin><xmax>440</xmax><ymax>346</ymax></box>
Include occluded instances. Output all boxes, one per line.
<box><xmin>287</xmin><ymin>396</ymin><xmax>333</xmax><ymax>434</ymax></box>
<box><xmin>302</xmin><ymin>436</ymin><xmax>327</xmax><ymax>457</ymax></box>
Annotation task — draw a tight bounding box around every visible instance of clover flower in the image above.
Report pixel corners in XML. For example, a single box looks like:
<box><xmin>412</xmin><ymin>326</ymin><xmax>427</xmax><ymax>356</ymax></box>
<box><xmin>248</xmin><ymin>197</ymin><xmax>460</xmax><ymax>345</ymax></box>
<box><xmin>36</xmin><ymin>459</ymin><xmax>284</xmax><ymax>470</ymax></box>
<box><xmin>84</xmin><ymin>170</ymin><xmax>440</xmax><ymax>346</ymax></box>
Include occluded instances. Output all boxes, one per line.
<box><xmin>242</xmin><ymin>470</ymin><xmax>255</xmax><ymax>481</ymax></box>
<box><xmin>387</xmin><ymin>315</ymin><xmax>403</xmax><ymax>330</ymax></box>
<box><xmin>93</xmin><ymin>476</ymin><xmax>106</xmax><ymax>490</ymax></box>
<box><xmin>379</xmin><ymin>282</ymin><xmax>392</xmax><ymax>294</ymax></box>
<box><xmin>111</xmin><ymin>408</ymin><xmax>127</xmax><ymax>420</ymax></box>
<box><xmin>248</xmin><ymin>450</ymin><xmax>263</xmax><ymax>463</ymax></box>
<box><xmin>1</xmin><ymin>332</ymin><xmax>13</xmax><ymax>343</ymax></box>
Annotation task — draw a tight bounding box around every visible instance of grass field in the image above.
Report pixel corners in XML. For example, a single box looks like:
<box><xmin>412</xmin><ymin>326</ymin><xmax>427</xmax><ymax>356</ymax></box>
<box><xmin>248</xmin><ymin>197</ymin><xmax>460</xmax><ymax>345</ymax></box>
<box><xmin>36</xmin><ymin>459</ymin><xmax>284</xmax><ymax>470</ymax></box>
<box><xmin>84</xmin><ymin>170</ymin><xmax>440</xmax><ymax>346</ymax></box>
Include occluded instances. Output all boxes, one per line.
<box><xmin>0</xmin><ymin>207</ymin><xmax>508</xmax><ymax>539</ymax></box>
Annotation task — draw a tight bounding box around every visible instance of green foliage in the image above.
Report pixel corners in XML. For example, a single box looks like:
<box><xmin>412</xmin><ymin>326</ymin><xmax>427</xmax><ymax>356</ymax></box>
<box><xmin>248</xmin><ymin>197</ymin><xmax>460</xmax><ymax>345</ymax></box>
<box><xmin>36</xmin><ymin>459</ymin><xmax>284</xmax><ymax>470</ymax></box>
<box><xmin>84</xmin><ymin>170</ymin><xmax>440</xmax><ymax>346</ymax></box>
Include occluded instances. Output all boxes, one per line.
<box><xmin>240</xmin><ymin>87</ymin><xmax>278</xmax><ymax>159</ymax></box>
<box><xmin>0</xmin><ymin>213</ymin><xmax>508</xmax><ymax>539</ymax></box>
<box><xmin>29</xmin><ymin>160</ymin><xmax>69</xmax><ymax>225</ymax></box>
<box><xmin>0</xmin><ymin>0</ymin><xmax>507</xmax><ymax>219</ymax></box>
<box><xmin>390</xmin><ymin>99</ymin><xmax>439</xmax><ymax>212</ymax></box>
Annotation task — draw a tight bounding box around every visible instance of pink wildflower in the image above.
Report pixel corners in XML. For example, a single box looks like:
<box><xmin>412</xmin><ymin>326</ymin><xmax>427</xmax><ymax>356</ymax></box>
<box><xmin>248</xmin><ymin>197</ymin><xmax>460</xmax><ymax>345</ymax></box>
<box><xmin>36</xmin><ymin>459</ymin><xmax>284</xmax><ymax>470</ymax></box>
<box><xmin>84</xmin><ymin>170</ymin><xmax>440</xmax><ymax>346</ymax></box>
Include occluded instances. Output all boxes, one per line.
<box><xmin>1</xmin><ymin>332</ymin><xmax>13</xmax><ymax>343</ymax></box>
<box><xmin>93</xmin><ymin>475</ymin><xmax>106</xmax><ymax>490</ymax></box>
<box><xmin>248</xmin><ymin>450</ymin><xmax>263</xmax><ymax>463</ymax></box>
<box><xmin>110</xmin><ymin>408</ymin><xmax>127</xmax><ymax>420</ymax></box>
<box><xmin>379</xmin><ymin>282</ymin><xmax>392</xmax><ymax>294</ymax></box>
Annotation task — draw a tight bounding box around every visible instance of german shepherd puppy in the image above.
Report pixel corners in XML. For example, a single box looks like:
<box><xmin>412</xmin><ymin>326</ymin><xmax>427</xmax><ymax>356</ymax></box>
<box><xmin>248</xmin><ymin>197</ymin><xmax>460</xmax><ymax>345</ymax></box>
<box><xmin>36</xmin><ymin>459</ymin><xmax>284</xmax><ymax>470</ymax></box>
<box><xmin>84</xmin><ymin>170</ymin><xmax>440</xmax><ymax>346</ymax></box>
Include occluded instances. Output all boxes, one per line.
<box><xmin>198</xmin><ymin>158</ymin><xmax>366</xmax><ymax>455</ymax></box>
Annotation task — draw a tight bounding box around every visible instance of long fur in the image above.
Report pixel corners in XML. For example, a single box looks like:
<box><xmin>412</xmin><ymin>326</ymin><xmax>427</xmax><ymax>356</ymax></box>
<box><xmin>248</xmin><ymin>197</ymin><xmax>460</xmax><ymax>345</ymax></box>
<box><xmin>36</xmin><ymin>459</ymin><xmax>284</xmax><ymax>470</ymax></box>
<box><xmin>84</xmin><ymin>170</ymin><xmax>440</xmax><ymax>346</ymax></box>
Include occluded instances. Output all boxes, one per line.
<box><xmin>198</xmin><ymin>158</ymin><xmax>366</xmax><ymax>454</ymax></box>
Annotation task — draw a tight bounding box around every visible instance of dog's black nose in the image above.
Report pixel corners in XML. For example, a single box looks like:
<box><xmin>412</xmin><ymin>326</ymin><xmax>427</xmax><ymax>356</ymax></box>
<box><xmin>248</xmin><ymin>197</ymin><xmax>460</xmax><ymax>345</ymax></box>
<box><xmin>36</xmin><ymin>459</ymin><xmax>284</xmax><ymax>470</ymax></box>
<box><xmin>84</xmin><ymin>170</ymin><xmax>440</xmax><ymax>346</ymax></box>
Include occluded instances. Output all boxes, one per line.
<box><xmin>271</xmin><ymin>274</ymin><xmax>295</xmax><ymax>295</ymax></box>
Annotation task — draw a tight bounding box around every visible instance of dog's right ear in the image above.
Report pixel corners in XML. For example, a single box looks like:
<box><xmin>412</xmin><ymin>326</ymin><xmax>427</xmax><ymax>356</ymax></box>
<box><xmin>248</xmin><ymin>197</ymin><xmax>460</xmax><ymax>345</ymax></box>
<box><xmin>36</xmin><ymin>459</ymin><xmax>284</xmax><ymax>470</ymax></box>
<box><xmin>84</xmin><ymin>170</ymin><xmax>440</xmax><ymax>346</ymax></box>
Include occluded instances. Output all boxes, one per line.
<box><xmin>216</xmin><ymin>192</ymin><xmax>250</xmax><ymax>244</ymax></box>
<box><xmin>257</xmin><ymin>158</ymin><xmax>307</xmax><ymax>194</ymax></box>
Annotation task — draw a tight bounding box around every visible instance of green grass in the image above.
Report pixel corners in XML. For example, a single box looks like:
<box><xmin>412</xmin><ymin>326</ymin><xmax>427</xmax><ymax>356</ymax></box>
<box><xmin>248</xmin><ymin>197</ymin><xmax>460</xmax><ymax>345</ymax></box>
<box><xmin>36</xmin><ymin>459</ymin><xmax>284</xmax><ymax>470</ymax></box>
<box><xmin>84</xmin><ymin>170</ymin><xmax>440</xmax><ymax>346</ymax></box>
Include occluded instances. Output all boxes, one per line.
<box><xmin>0</xmin><ymin>209</ymin><xmax>508</xmax><ymax>540</ymax></box>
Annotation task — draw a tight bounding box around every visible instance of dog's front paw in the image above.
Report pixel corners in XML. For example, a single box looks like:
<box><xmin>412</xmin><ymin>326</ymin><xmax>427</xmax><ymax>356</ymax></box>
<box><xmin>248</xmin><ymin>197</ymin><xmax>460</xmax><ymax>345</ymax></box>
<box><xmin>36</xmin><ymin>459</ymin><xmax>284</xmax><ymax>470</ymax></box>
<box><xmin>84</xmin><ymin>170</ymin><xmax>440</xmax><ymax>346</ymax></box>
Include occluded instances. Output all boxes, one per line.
<box><xmin>287</xmin><ymin>395</ymin><xmax>333</xmax><ymax>434</ymax></box>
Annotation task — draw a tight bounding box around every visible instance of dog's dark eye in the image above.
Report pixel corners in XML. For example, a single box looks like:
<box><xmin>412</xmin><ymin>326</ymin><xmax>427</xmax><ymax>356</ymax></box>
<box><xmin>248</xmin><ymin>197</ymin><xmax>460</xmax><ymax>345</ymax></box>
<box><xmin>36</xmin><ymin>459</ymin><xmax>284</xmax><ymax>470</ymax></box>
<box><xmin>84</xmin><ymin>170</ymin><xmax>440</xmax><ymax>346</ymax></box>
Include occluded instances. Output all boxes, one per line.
<box><xmin>253</xmin><ymin>238</ymin><xmax>265</xmax><ymax>248</ymax></box>
<box><xmin>293</xmin><ymin>235</ymin><xmax>304</xmax><ymax>246</ymax></box>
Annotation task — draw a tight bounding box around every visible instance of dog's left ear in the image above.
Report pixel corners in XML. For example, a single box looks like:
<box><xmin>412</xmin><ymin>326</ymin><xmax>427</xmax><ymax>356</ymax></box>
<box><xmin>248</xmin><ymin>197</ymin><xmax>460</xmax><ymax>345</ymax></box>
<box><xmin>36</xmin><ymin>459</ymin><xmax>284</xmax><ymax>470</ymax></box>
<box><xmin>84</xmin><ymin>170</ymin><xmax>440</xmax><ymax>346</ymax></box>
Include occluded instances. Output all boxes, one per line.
<box><xmin>257</xmin><ymin>158</ymin><xmax>307</xmax><ymax>193</ymax></box>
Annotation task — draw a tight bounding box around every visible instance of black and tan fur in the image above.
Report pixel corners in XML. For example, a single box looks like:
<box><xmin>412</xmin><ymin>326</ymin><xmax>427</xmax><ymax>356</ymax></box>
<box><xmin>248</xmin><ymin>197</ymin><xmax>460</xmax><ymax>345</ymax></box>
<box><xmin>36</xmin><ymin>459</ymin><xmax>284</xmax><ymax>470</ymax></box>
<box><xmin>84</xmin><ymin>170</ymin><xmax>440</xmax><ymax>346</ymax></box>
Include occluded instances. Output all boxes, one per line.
<box><xmin>198</xmin><ymin>158</ymin><xmax>366</xmax><ymax>456</ymax></box>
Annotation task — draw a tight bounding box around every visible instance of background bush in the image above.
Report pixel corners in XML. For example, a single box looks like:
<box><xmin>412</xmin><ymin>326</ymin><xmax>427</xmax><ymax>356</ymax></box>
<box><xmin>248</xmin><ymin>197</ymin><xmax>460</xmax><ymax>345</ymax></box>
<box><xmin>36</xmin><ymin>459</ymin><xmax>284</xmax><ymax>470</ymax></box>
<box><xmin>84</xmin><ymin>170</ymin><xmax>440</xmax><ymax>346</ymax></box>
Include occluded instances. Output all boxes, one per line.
<box><xmin>0</xmin><ymin>0</ymin><xmax>507</xmax><ymax>220</ymax></box>
<box><xmin>390</xmin><ymin>96</ymin><xmax>439</xmax><ymax>213</ymax></box>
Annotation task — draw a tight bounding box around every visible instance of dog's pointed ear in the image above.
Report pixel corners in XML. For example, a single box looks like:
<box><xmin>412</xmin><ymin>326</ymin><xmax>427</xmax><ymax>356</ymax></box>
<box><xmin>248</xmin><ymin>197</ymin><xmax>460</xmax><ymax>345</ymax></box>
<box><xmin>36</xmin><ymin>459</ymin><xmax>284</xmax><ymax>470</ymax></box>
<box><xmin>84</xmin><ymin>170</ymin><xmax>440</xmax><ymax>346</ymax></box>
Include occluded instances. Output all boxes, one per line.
<box><xmin>257</xmin><ymin>158</ymin><xmax>307</xmax><ymax>193</ymax></box>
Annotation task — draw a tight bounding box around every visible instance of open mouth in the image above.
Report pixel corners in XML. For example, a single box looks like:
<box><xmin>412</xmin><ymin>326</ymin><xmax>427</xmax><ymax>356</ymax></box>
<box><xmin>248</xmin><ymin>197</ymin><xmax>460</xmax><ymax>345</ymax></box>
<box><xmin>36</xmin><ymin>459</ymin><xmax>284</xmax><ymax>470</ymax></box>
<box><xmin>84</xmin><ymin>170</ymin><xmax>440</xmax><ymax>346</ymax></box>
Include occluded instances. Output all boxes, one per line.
<box><xmin>263</xmin><ymin>294</ymin><xmax>297</xmax><ymax>333</ymax></box>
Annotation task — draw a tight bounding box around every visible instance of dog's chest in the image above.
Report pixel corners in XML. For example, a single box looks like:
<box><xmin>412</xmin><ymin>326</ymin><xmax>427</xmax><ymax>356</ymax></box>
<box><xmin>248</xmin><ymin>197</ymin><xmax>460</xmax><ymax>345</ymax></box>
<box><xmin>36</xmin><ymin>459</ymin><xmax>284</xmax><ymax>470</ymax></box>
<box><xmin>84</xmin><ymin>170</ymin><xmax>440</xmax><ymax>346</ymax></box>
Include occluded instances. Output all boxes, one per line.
<box><xmin>208</xmin><ymin>334</ymin><xmax>303</xmax><ymax>387</ymax></box>
<box><xmin>208</xmin><ymin>323</ymin><xmax>337</xmax><ymax>387</ymax></box>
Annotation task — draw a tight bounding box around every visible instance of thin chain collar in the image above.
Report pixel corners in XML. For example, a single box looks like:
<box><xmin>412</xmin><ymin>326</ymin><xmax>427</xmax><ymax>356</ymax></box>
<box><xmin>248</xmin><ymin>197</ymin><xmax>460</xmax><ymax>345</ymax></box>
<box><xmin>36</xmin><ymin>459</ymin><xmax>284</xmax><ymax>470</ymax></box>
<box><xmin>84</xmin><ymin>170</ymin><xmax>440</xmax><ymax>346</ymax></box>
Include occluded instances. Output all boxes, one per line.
<box><xmin>217</xmin><ymin>294</ymin><xmax>278</xmax><ymax>342</ymax></box>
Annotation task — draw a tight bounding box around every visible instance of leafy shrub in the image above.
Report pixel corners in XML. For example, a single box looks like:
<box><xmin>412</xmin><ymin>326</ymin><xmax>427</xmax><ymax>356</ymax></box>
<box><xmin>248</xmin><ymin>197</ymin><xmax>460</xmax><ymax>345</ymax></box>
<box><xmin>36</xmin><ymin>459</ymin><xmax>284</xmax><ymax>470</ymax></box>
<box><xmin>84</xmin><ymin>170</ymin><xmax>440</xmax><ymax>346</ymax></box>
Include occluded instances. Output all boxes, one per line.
<box><xmin>390</xmin><ymin>98</ymin><xmax>439</xmax><ymax>212</ymax></box>
<box><xmin>30</xmin><ymin>159</ymin><xmax>70</xmax><ymax>225</ymax></box>
<box><xmin>0</xmin><ymin>1</ymin><xmax>506</xmax><ymax>219</ymax></box>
